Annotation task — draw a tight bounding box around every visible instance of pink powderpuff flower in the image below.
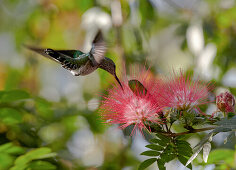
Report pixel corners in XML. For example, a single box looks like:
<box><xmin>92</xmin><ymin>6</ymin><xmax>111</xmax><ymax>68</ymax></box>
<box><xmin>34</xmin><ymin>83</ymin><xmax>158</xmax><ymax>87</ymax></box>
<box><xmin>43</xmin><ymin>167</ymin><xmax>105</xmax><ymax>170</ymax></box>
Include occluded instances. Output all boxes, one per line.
<box><xmin>100</xmin><ymin>68</ymin><xmax>163</xmax><ymax>135</ymax></box>
<box><xmin>216</xmin><ymin>91</ymin><xmax>235</xmax><ymax>113</ymax></box>
<box><xmin>157</xmin><ymin>71</ymin><xmax>213</xmax><ymax>112</ymax></box>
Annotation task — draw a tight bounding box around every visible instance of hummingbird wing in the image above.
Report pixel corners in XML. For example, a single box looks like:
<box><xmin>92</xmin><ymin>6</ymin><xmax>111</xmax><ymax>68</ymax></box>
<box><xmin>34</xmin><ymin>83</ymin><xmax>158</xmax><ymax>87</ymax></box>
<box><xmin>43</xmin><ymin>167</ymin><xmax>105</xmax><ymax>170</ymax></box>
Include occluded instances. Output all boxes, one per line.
<box><xmin>56</xmin><ymin>50</ymin><xmax>84</xmax><ymax>58</ymax></box>
<box><xmin>89</xmin><ymin>31</ymin><xmax>107</xmax><ymax>66</ymax></box>
<box><xmin>24</xmin><ymin>45</ymin><xmax>60</xmax><ymax>63</ymax></box>
<box><xmin>25</xmin><ymin>45</ymin><xmax>88</xmax><ymax>70</ymax></box>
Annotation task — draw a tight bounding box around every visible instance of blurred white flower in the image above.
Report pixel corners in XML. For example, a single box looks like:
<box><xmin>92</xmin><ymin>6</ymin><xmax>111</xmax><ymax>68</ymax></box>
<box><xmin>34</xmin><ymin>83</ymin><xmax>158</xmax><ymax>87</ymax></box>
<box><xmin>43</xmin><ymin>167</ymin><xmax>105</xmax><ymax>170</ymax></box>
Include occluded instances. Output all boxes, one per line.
<box><xmin>187</xmin><ymin>23</ymin><xmax>204</xmax><ymax>56</ymax></box>
<box><xmin>81</xmin><ymin>7</ymin><xmax>112</xmax><ymax>52</ymax></box>
<box><xmin>195</xmin><ymin>43</ymin><xmax>217</xmax><ymax>80</ymax></box>
<box><xmin>67</xmin><ymin>128</ymin><xmax>104</xmax><ymax>166</ymax></box>
<box><xmin>220</xmin><ymin>0</ymin><xmax>235</xmax><ymax>9</ymax></box>
<box><xmin>81</xmin><ymin>7</ymin><xmax>112</xmax><ymax>31</ymax></box>
<box><xmin>111</xmin><ymin>0</ymin><xmax>123</xmax><ymax>26</ymax></box>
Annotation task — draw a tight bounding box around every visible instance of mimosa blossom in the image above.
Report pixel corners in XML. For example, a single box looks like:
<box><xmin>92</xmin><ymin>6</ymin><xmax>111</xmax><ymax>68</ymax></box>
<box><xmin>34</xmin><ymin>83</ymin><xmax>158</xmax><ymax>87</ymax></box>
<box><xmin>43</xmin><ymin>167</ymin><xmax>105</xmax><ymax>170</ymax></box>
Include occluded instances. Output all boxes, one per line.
<box><xmin>157</xmin><ymin>72</ymin><xmax>213</xmax><ymax>112</ymax></box>
<box><xmin>100</xmin><ymin>69</ymin><xmax>162</xmax><ymax>134</ymax></box>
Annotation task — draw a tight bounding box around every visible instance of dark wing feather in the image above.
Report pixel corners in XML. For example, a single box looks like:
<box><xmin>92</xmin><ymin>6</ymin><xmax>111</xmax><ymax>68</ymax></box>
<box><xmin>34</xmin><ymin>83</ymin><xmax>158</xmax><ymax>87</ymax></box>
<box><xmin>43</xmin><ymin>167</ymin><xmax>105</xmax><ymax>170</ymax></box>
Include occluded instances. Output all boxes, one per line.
<box><xmin>89</xmin><ymin>31</ymin><xmax>107</xmax><ymax>65</ymax></box>
<box><xmin>24</xmin><ymin>45</ymin><xmax>60</xmax><ymax>63</ymax></box>
<box><xmin>25</xmin><ymin>45</ymin><xmax>84</xmax><ymax>58</ymax></box>
<box><xmin>56</xmin><ymin>50</ymin><xmax>84</xmax><ymax>58</ymax></box>
<box><xmin>25</xmin><ymin>45</ymin><xmax>83</xmax><ymax>71</ymax></box>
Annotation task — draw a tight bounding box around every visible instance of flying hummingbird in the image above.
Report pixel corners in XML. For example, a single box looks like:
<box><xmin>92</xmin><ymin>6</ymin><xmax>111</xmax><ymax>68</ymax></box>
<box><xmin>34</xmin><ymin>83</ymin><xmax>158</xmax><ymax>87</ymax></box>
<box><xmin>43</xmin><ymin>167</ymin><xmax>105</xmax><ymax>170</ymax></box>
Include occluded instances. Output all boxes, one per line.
<box><xmin>25</xmin><ymin>31</ymin><xmax>123</xmax><ymax>88</ymax></box>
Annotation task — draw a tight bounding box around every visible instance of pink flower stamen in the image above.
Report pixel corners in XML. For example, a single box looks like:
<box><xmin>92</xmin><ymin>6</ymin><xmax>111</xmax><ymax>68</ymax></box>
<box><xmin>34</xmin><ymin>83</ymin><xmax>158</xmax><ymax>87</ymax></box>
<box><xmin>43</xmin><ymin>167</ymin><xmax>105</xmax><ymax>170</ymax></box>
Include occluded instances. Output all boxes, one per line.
<box><xmin>100</xmin><ymin>68</ymin><xmax>162</xmax><ymax>134</ymax></box>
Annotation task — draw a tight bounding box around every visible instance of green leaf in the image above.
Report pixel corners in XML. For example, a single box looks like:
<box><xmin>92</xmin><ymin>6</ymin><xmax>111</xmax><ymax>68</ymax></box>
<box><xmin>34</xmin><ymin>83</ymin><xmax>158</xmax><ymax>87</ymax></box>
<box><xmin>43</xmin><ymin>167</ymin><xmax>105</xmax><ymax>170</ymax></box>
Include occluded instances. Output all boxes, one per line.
<box><xmin>13</xmin><ymin>147</ymin><xmax>56</xmax><ymax>167</ymax></box>
<box><xmin>176</xmin><ymin>140</ymin><xmax>191</xmax><ymax>147</ymax></box>
<box><xmin>10</xmin><ymin>164</ymin><xmax>27</xmax><ymax>170</ymax></box>
<box><xmin>150</xmin><ymin>138</ymin><xmax>159</xmax><ymax>143</ymax></box>
<box><xmin>150</xmin><ymin>138</ymin><xmax>168</xmax><ymax>146</ymax></box>
<box><xmin>4</xmin><ymin>69</ymin><xmax>23</xmax><ymax>90</ymax></box>
<box><xmin>170</xmin><ymin>111</ymin><xmax>178</xmax><ymax>123</ymax></box>
<box><xmin>138</xmin><ymin>158</ymin><xmax>157</xmax><ymax>170</ymax></box>
<box><xmin>6</xmin><ymin>146</ymin><xmax>25</xmax><ymax>155</ymax></box>
<box><xmin>176</xmin><ymin>143</ymin><xmax>192</xmax><ymax>151</ymax></box>
<box><xmin>0</xmin><ymin>108</ymin><xmax>23</xmax><ymax>125</ymax></box>
<box><xmin>165</xmin><ymin>154</ymin><xmax>176</xmax><ymax>162</ymax></box>
<box><xmin>176</xmin><ymin>140</ymin><xmax>193</xmax><ymax>157</ymax></box>
<box><xmin>145</xmin><ymin>144</ymin><xmax>164</xmax><ymax>151</ymax></box>
<box><xmin>35</xmin><ymin>97</ymin><xmax>53</xmax><ymax>119</ymax></box>
<box><xmin>163</xmin><ymin>145</ymin><xmax>174</xmax><ymax>154</ymax></box>
<box><xmin>140</xmin><ymin>151</ymin><xmax>160</xmax><ymax>156</ymax></box>
<box><xmin>0</xmin><ymin>90</ymin><xmax>30</xmax><ymax>103</ymax></box>
<box><xmin>156</xmin><ymin>133</ymin><xmax>170</xmax><ymax>143</ymax></box>
<box><xmin>27</xmin><ymin>161</ymin><xmax>57</xmax><ymax>170</ymax></box>
<box><xmin>176</xmin><ymin>135</ymin><xmax>189</xmax><ymax>140</ymax></box>
<box><xmin>178</xmin><ymin>155</ymin><xmax>192</xmax><ymax>169</ymax></box>
<box><xmin>0</xmin><ymin>153</ymin><xmax>14</xmax><ymax>170</ymax></box>
<box><xmin>159</xmin><ymin>152</ymin><xmax>171</xmax><ymax>161</ymax></box>
<box><xmin>177</xmin><ymin>150</ymin><xmax>192</xmax><ymax>157</ymax></box>
<box><xmin>128</xmin><ymin>80</ymin><xmax>147</xmax><ymax>96</ymax></box>
<box><xmin>207</xmin><ymin>149</ymin><xmax>234</xmax><ymax>164</ymax></box>
<box><xmin>0</xmin><ymin>143</ymin><xmax>25</xmax><ymax>155</ymax></box>
<box><xmin>0</xmin><ymin>143</ymin><xmax>13</xmax><ymax>152</ymax></box>
<box><xmin>157</xmin><ymin>159</ymin><xmax>166</xmax><ymax>170</ymax></box>
<box><xmin>36</xmin><ymin>152</ymin><xmax>57</xmax><ymax>159</ymax></box>
<box><xmin>186</xmin><ymin>146</ymin><xmax>203</xmax><ymax>166</ymax></box>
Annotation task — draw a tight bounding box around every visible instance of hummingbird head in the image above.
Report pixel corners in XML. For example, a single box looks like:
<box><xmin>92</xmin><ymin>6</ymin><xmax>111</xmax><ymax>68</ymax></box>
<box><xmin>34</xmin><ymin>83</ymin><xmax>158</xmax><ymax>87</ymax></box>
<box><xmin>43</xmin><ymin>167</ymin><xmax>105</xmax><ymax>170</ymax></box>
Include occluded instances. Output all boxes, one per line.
<box><xmin>99</xmin><ymin>57</ymin><xmax>123</xmax><ymax>89</ymax></box>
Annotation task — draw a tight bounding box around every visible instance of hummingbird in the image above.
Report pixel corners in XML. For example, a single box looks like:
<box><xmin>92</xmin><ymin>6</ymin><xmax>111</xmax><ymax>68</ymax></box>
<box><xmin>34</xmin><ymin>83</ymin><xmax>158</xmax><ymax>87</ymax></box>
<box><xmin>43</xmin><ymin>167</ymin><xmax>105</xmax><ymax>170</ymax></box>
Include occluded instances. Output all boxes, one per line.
<box><xmin>25</xmin><ymin>31</ymin><xmax>123</xmax><ymax>88</ymax></box>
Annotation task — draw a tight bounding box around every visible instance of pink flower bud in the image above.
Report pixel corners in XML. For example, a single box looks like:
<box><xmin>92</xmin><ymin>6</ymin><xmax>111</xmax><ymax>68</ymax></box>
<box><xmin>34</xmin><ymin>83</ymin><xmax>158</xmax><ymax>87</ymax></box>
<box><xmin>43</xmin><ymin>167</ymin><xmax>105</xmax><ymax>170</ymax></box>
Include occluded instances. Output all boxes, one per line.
<box><xmin>216</xmin><ymin>92</ymin><xmax>235</xmax><ymax>113</ymax></box>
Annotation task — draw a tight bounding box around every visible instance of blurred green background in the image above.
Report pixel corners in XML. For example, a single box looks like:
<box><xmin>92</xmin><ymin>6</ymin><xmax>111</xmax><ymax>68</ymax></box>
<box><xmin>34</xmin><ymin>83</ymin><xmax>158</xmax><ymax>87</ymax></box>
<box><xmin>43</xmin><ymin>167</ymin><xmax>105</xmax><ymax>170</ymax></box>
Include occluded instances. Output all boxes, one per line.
<box><xmin>0</xmin><ymin>0</ymin><xmax>235</xmax><ymax>169</ymax></box>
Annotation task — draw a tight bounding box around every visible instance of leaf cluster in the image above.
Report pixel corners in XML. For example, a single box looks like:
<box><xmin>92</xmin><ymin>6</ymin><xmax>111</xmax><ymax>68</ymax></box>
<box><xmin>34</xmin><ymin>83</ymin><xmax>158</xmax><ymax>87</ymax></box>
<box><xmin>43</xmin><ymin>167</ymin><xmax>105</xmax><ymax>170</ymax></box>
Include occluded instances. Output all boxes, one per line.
<box><xmin>139</xmin><ymin>134</ymin><xmax>193</xmax><ymax>170</ymax></box>
<box><xmin>186</xmin><ymin>117</ymin><xmax>236</xmax><ymax>166</ymax></box>
<box><xmin>0</xmin><ymin>143</ymin><xmax>56</xmax><ymax>170</ymax></box>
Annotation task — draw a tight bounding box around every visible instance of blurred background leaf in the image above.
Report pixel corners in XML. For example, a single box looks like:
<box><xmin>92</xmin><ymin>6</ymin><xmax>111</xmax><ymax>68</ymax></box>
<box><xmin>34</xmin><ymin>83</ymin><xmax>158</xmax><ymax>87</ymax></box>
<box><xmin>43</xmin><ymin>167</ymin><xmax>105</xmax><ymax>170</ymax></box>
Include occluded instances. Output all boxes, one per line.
<box><xmin>0</xmin><ymin>0</ymin><xmax>235</xmax><ymax>169</ymax></box>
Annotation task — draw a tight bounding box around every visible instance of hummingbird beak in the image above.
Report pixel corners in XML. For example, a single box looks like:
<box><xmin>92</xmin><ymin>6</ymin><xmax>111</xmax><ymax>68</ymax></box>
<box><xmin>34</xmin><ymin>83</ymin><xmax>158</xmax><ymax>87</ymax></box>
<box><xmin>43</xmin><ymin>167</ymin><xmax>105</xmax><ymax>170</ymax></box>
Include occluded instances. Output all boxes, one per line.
<box><xmin>114</xmin><ymin>74</ymin><xmax>123</xmax><ymax>90</ymax></box>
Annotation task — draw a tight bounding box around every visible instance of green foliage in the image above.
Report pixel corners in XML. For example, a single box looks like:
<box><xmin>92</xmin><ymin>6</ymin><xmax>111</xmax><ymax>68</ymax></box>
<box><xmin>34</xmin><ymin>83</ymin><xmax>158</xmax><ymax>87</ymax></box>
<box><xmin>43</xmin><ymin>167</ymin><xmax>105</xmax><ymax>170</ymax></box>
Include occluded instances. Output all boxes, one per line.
<box><xmin>139</xmin><ymin>133</ymin><xmax>193</xmax><ymax>170</ymax></box>
<box><xmin>0</xmin><ymin>108</ymin><xmax>23</xmax><ymax>125</ymax></box>
<box><xmin>0</xmin><ymin>88</ymin><xmax>58</xmax><ymax>169</ymax></box>
<box><xmin>0</xmin><ymin>90</ymin><xmax>30</xmax><ymax>103</ymax></box>
<box><xmin>0</xmin><ymin>143</ymin><xmax>25</xmax><ymax>170</ymax></box>
<box><xmin>0</xmin><ymin>88</ymin><xmax>95</xmax><ymax>169</ymax></box>
<box><xmin>26</xmin><ymin>161</ymin><xmax>57</xmax><ymax>170</ymax></box>
<box><xmin>207</xmin><ymin>148</ymin><xmax>236</xmax><ymax>169</ymax></box>
<box><xmin>138</xmin><ymin>158</ymin><xmax>157</xmax><ymax>170</ymax></box>
<box><xmin>186</xmin><ymin>117</ymin><xmax>236</xmax><ymax>166</ymax></box>
<box><xmin>11</xmin><ymin>147</ymin><xmax>56</xmax><ymax>170</ymax></box>
<box><xmin>0</xmin><ymin>0</ymin><xmax>236</xmax><ymax>169</ymax></box>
